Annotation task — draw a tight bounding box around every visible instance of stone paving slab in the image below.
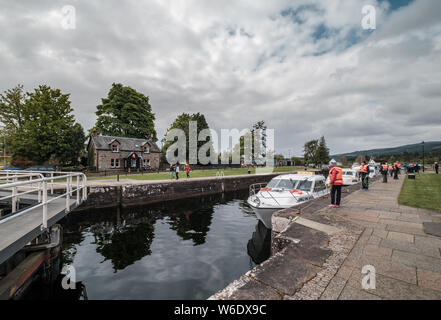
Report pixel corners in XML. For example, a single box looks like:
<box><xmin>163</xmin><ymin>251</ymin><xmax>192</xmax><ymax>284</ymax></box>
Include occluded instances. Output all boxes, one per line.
<box><xmin>211</xmin><ymin>175</ymin><xmax>441</xmax><ymax>300</ymax></box>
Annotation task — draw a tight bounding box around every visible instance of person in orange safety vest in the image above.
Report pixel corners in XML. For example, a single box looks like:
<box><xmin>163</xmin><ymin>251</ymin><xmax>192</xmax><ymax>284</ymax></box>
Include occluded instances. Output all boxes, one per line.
<box><xmin>380</xmin><ymin>162</ymin><xmax>388</xmax><ymax>183</ymax></box>
<box><xmin>359</xmin><ymin>161</ymin><xmax>369</xmax><ymax>190</ymax></box>
<box><xmin>328</xmin><ymin>159</ymin><xmax>343</xmax><ymax>208</ymax></box>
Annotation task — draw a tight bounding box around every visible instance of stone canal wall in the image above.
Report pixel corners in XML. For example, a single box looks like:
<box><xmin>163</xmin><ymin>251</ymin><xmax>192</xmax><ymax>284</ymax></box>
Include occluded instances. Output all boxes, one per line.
<box><xmin>78</xmin><ymin>172</ymin><xmax>287</xmax><ymax>210</ymax></box>
<box><xmin>209</xmin><ymin>182</ymin><xmax>366</xmax><ymax>300</ymax></box>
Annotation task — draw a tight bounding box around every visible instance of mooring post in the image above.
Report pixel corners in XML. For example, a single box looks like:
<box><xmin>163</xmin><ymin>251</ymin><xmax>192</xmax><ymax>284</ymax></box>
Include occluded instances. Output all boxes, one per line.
<box><xmin>117</xmin><ymin>174</ymin><xmax>120</xmax><ymax>182</ymax></box>
<box><xmin>12</xmin><ymin>176</ymin><xmax>17</xmax><ymax>213</ymax></box>
<box><xmin>50</xmin><ymin>172</ymin><xmax>54</xmax><ymax>195</ymax></box>
<box><xmin>38</xmin><ymin>182</ymin><xmax>42</xmax><ymax>203</ymax></box>
<box><xmin>82</xmin><ymin>175</ymin><xmax>87</xmax><ymax>201</ymax></box>
<box><xmin>66</xmin><ymin>175</ymin><xmax>71</xmax><ymax>213</ymax></box>
<box><xmin>42</xmin><ymin>180</ymin><xmax>48</xmax><ymax>229</ymax></box>
<box><xmin>76</xmin><ymin>175</ymin><xmax>80</xmax><ymax>205</ymax></box>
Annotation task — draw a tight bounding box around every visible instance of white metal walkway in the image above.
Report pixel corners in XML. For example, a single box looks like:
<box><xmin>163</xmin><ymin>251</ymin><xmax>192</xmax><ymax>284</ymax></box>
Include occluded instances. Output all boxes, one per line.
<box><xmin>0</xmin><ymin>171</ymin><xmax>87</xmax><ymax>265</ymax></box>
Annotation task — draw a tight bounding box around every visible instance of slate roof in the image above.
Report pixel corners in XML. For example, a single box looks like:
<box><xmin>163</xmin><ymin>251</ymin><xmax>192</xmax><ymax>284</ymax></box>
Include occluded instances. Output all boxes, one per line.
<box><xmin>90</xmin><ymin>135</ymin><xmax>161</xmax><ymax>153</ymax></box>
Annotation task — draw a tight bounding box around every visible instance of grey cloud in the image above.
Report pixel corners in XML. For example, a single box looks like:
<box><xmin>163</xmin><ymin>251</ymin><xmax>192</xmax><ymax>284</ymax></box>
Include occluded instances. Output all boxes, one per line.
<box><xmin>0</xmin><ymin>0</ymin><xmax>440</xmax><ymax>157</ymax></box>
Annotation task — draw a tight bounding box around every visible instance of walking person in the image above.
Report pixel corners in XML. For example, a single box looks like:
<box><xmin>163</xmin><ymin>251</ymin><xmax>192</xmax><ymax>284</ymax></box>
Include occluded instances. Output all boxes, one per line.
<box><xmin>328</xmin><ymin>160</ymin><xmax>343</xmax><ymax>208</ymax></box>
<box><xmin>175</xmin><ymin>162</ymin><xmax>180</xmax><ymax>180</ymax></box>
<box><xmin>359</xmin><ymin>161</ymin><xmax>369</xmax><ymax>190</ymax></box>
<box><xmin>389</xmin><ymin>163</ymin><xmax>394</xmax><ymax>177</ymax></box>
<box><xmin>381</xmin><ymin>161</ymin><xmax>388</xmax><ymax>183</ymax></box>
<box><xmin>435</xmin><ymin>162</ymin><xmax>439</xmax><ymax>174</ymax></box>
<box><xmin>393</xmin><ymin>161</ymin><xmax>399</xmax><ymax>180</ymax></box>
<box><xmin>185</xmin><ymin>162</ymin><xmax>191</xmax><ymax>178</ymax></box>
<box><xmin>169</xmin><ymin>164</ymin><xmax>174</xmax><ymax>179</ymax></box>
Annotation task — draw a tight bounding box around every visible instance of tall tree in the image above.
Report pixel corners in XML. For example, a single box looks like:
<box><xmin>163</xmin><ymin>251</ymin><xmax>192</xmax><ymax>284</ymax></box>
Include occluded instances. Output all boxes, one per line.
<box><xmin>233</xmin><ymin>120</ymin><xmax>268</xmax><ymax>164</ymax></box>
<box><xmin>8</xmin><ymin>85</ymin><xmax>85</xmax><ymax>166</ymax></box>
<box><xmin>303</xmin><ymin>139</ymin><xmax>319</xmax><ymax>164</ymax></box>
<box><xmin>162</xmin><ymin>113</ymin><xmax>212</xmax><ymax>163</ymax></box>
<box><xmin>95</xmin><ymin>83</ymin><xmax>157</xmax><ymax>140</ymax></box>
<box><xmin>316</xmin><ymin>136</ymin><xmax>330</xmax><ymax>164</ymax></box>
<box><xmin>354</xmin><ymin>155</ymin><xmax>365</xmax><ymax>164</ymax></box>
<box><xmin>0</xmin><ymin>84</ymin><xmax>26</xmax><ymax>132</ymax></box>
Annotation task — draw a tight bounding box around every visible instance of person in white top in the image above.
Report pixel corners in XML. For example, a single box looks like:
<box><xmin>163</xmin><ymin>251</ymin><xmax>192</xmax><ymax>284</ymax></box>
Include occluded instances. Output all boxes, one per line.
<box><xmin>175</xmin><ymin>163</ymin><xmax>180</xmax><ymax>180</ymax></box>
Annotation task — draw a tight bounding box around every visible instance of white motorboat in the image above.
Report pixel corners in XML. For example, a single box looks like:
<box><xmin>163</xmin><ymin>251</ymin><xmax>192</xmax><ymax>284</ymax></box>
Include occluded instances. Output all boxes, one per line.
<box><xmin>247</xmin><ymin>173</ymin><xmax>329</xmax><ymax>229</ymax></box>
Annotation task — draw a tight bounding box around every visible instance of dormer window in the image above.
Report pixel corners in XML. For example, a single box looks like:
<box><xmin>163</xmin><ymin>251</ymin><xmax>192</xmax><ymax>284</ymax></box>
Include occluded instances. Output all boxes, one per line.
<box><xmin>143</xmin><ymin>146</ymin><xmax>150</xmax><ymax>153</ymax></box>
<box><xmin>112</xmin><ymin>144</ymin><xmax>119</xmax><ymax>152</ymax></box>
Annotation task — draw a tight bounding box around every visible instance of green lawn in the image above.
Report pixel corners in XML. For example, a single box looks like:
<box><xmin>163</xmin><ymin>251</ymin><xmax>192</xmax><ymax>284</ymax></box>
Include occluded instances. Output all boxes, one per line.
<box><xmin>88</xmin><ymin>166</ymin><xmax>307</xmax><ymax>181</ymax></box>
<box><xmin>398</xmin><ymin>174</ymin><xmax>441</xmax><ymax>212</ymax></box>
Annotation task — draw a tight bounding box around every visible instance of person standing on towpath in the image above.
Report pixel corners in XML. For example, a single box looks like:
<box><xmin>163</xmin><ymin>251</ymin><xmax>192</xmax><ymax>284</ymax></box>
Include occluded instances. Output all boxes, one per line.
<box><xmin>175</xmin><ymin>162</ymin><xmax>180</xmax><ymax>180</ymax></box>
<box><xmin>327</xmin><ymin>159</ymin><xmax>343</xmax><ymax>208</ymax></box>
<box><xmin>185</xmin><ymin>162</ymin><xmax>191</xmax><ymax>178</ymax></box>
<box><xmin>169</xmin><ymin>164</ymin><xmax>174</xmax><ymax>179</ymax></box>
<box><xmin>380</xmin><ymin>161</ymin><xmax>388</xmax><ymax>183</ymax></box>
<box><xmin>359</xmin><ymin>161</ymin><xmax>369</xmax><ymax>190</ymax></box>
<box><xmin>393</xmin><ymin>161</ymin><xmax>400</xmax><ymax>180</ymax></box>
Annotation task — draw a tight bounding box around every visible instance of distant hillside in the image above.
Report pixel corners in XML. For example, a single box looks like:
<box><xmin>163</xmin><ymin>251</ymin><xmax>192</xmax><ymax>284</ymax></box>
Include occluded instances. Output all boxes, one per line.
<box><xmin>333</xmin><ymin>141</ymin><xmax>441</xmax><ymax>159</ymax></box>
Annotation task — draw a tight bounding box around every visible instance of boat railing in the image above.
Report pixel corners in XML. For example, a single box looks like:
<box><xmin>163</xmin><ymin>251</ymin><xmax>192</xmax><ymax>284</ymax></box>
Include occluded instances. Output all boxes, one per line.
<box><xmin>249</xmin><ymin>183</ymin><xmax>304</xmax><ymax>205</ymax></box>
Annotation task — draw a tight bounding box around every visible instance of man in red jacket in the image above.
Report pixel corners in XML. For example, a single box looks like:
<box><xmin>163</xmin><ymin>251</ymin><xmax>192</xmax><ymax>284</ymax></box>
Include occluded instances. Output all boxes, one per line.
<box><xmin>328</xmin><ymin>160</ymin><xmax>344</xmax><ymax>208</ymax></box>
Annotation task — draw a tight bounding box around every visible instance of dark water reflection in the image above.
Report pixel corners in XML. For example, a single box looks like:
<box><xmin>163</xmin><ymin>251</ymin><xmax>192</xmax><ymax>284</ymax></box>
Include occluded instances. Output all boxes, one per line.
<box><xmin>57</xmin><ymin>191</ymin><xmax>271</xmax><ymax>300</ymax></box>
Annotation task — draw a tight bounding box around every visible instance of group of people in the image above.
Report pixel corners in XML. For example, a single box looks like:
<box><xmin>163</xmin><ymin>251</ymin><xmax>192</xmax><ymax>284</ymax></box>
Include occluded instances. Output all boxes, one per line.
<box><xmin>169</xmin><ymin>162</ymin><xmax>191</xmax><ymax>180</ymax></box>
<box><xmin>380</xmin><ymin>161</ymin><xmax>401</xmax><ymax>183</ymax></box>
<box><xmin>406</xmin><ymin>162</ymin><xmax>421</xmax><ymax>174</ymax></box>
<box><xmin>327</xmin><ymin>160</ymin><xmax>403</xmax><ymax>208</ymax></box>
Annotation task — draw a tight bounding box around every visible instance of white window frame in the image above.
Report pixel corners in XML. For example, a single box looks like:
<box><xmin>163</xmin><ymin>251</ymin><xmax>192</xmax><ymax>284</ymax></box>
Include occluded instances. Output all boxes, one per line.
<box><xmin>112</xmin><ymin>144</ymin><xmax>119</xmax><ymax>153</ymax></box>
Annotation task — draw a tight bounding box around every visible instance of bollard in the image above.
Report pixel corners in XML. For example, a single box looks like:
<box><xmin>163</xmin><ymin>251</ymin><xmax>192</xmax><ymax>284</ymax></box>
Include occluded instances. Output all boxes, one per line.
<box><xmin>117</xmin><ymin>174</ymin><xmax>120</xmax><ymax>182</ymax></box>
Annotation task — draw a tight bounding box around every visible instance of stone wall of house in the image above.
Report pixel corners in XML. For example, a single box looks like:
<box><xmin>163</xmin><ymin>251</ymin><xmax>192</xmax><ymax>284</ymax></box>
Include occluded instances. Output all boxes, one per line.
<box><xmin>95</xmin><ymin>150</ymin><xmax>160</xmax><ymax>171</ymax></box>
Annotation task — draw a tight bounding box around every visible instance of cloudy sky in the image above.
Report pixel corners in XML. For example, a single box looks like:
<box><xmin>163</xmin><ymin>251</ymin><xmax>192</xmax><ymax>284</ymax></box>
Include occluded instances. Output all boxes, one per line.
<box><xmin>1</xmin><ymin>0</ymin><xmax>440</xmax><ymax>156</ymax></box>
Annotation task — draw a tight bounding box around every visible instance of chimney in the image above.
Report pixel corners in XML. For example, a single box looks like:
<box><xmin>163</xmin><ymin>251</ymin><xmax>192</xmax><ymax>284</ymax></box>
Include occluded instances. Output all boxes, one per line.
<box><xmin>91</xmin><ymin>127</ymin><xmax>98</xmax><ymax>138</ymax></box>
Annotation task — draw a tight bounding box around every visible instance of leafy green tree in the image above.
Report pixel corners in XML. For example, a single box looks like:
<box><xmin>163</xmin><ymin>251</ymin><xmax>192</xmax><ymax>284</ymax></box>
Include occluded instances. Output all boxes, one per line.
<box><xmin>0</xmin><ymin>84</ymin><xmax>26</xmax><ymax>132</ymax></box>
<box><xmin>303</xmin><ymin>139</ymin><xmax>319</xmax><ymax>164</ymax></box>
<box><xmin>337</xmin><ymin>156</ymin><xmax>348</xmax><ymax>167</ymax></box>
<box><xmin>355</xmin><ymin>155</ymin><xmax>366</xmax><ymax>164</ymax></box>
<box><xmin>95</xmin><ymin>83</ymin><xmax>157</xmax><ymax>140</ymax></box>
<box><xmin>7</xmin><ymin>85</ymin><xmax>85</xmax><ymax>166</ymax></box>
<box><xmin>316</xmin><ymin>136</ymin><xmax>330</xmax><ymax>164</ymax></box>
<box><xmin>162</xmin><ymin>113</ymin><xmax>212</xmax><ymax>163</ymax></box>
<box><xmin>232</xmin><ymin>120</ymin><xmax>268</xmax><ymax>164</ymax></box>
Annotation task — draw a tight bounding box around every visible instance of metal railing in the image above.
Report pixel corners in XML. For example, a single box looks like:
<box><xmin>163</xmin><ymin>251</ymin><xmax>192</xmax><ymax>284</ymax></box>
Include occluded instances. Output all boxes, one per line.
<box><xmin>249</xmin><ymin>183</ymin><xmax>304</xmax><ymax>206</ymax></box>
<box><xmin>0</xmin><ymin>170</ymin><xmax>87</xmax><ymax>229</ymax></box>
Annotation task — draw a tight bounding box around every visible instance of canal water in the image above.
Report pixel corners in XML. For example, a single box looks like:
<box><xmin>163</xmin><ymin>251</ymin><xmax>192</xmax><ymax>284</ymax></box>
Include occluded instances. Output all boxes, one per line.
<box><xmin>53</xmin><ymin>191</ymin><xmax>271</xmax><ymax>300</ymax></box>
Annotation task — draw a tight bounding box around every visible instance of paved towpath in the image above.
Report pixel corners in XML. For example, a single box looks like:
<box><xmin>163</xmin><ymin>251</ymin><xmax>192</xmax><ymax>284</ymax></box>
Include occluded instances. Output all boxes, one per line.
<box><xmin>322</xmin><ymin>175</ymin><xmax>441</xmax><ymax>299</ymax></box>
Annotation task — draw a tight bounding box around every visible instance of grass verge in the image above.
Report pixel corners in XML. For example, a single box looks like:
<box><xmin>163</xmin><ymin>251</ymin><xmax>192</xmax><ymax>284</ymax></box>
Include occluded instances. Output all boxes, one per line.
<box><xmin>87</xmin><ymin>166</ymin><xmax>307</xmax><ymax>181</ymax></box>
<box><xmin>398</xmin><ymin>173</ymin><xmax>441</xmax><ymax>212</ymax></box>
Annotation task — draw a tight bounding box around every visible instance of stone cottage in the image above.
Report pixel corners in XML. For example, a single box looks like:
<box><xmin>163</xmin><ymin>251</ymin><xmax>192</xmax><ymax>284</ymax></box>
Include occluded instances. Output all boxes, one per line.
<box><xmin>87</xmin><ymin>133</ymin><xmax>161</xmax><ymax>172</ymax></box>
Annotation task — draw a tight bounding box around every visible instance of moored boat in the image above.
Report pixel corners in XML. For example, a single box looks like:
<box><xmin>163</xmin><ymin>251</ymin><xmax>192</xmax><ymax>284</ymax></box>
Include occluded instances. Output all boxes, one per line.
<box><xmin>247</xmin><ymin>173</ymin><xmax>329</xmax><ymax>229</ymax></box>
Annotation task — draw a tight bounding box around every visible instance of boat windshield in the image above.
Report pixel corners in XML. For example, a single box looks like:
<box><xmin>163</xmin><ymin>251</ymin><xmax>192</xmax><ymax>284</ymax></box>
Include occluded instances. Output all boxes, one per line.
<box><xmin>276</xmin><ymin>179</ymin><xmax>297</xmax><ymax>190</ymax></box>
<box><xmin>265</xmin><ymin>179</ymin><xmax>298</xmax><ymax>190</ymax></box>
<box><xmin>266</xmin><ymin>179</ymin><xmax>280</xmax><ymax>188</ymax></box>
<box><xmin>297</xmin><ymin>180</ymin><xmax>313</xmax><ymax>192</ymax></box>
